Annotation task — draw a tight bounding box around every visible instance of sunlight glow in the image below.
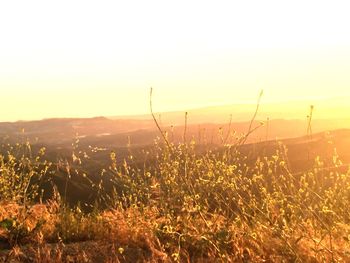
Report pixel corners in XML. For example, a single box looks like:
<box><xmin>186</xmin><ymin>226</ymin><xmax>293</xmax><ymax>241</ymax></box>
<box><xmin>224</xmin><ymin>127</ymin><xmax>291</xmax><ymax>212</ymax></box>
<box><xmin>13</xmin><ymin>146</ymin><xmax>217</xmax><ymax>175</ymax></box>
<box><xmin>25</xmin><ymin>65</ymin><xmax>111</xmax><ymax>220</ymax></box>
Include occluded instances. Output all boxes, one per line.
<box><xmin>1</xmin><ymin>1</ymin><xmax>350</xmax><ymax>121</ymax></box>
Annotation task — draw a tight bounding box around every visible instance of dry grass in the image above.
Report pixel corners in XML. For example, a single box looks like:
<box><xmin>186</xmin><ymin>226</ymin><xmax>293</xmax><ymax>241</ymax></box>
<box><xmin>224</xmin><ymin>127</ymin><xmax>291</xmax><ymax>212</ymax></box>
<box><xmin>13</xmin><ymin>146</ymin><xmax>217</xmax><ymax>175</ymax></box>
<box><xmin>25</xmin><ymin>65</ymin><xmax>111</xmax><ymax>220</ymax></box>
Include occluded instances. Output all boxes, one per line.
<box><xmin>1</xmin><ymin>127</ymin><xmax>350</xmax><ymax>262</ymax></box>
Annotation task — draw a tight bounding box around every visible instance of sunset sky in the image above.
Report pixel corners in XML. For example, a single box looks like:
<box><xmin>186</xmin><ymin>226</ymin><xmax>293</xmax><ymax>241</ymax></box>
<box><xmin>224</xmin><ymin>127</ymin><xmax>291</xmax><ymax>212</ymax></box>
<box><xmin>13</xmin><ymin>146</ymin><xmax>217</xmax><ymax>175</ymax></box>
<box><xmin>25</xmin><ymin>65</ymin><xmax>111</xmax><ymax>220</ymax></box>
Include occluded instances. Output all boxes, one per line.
<box><xmin>1</xmin><ymin>1</ymin><xmax>350</xmax><ymax>121</ymax></box>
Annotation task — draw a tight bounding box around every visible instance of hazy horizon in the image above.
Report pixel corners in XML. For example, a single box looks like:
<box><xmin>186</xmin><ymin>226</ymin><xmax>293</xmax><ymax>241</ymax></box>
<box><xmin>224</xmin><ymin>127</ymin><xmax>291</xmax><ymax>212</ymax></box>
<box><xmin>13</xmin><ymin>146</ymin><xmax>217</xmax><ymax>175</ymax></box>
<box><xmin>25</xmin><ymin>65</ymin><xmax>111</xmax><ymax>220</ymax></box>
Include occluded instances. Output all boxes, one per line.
<box><xmin>3</xmin><ymin>95</ymin><xmax>350</xmax><ymax>124</ymax></box>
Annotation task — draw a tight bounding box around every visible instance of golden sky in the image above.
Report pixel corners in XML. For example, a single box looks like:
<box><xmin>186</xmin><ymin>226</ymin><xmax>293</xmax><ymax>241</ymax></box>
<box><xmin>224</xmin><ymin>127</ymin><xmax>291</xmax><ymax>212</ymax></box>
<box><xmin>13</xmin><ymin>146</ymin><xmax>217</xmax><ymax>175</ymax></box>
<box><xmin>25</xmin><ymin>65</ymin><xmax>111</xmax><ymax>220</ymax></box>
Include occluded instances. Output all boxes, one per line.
<box><xmin>1</xmin><ymin>1</ymin><xmax>350</xmax><ymax>121</ymax></box>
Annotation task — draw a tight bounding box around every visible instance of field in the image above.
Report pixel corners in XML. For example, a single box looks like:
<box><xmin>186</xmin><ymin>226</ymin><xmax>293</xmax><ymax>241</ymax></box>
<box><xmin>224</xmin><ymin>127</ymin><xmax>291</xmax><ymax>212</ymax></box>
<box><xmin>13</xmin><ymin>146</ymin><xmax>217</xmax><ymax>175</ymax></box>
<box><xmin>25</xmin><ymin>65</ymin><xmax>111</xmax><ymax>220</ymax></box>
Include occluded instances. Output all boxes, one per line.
<box><xmin>1</xmin><ymin>111</ymin><xmax>350</xmax><ymax>262</ymax></box>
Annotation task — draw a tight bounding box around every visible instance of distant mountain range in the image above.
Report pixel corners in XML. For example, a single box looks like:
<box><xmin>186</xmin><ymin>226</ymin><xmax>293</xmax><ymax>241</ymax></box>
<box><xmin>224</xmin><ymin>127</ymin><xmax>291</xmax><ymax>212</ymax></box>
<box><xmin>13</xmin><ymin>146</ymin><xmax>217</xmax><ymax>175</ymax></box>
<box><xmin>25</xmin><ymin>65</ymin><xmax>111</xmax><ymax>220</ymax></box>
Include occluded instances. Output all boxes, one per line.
<box><xmin>0</xmin><ymin>97</ymin><xmax>349</xmax><ymax>149</ymax></box>
<box><xmin>110</xmin><ymin>96</ymin><xmax>350</xmax><ymax>125</ymax></box>
<box><xmin>0</xmin><ymin>117</ymin><xmax>154</xmax><ymax>146</ymax></box>
<box><xmin>0</xmin><ymin>117</ymin><xmax>350</xmax><ymax>151</ymax></box>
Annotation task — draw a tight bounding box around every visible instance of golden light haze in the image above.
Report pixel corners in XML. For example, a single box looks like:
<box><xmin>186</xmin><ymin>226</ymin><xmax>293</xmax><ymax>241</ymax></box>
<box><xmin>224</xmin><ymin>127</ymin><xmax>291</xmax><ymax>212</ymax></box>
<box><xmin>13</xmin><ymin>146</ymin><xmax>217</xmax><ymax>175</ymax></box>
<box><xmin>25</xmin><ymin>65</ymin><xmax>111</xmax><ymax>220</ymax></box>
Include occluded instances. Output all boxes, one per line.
<box><xmin>1</xmin><ymin>1</ymin><xmax>350</xmax><ymax>121</ymax></box>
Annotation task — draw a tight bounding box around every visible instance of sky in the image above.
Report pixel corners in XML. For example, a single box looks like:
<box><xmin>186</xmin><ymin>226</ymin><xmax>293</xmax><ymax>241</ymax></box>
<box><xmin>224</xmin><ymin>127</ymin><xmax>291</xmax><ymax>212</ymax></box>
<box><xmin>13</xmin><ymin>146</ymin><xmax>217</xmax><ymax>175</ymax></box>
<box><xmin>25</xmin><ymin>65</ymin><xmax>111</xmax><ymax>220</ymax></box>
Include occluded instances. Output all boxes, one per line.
<box><xmin>1</xmin><ymin>1</ymin><xmax>350</xmax><ymax>121</ymax></box>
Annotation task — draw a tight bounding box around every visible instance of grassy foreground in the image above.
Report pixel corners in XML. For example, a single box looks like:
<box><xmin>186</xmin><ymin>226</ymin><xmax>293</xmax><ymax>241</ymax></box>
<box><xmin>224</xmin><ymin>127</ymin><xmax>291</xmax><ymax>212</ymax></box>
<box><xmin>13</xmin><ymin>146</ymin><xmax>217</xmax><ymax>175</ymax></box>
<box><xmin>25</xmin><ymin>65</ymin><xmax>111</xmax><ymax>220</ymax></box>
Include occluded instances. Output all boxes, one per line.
<box><xmin>1</xmin><ymin>135</ymin><xmax>350</xmax><ymax>262</ymax></box>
